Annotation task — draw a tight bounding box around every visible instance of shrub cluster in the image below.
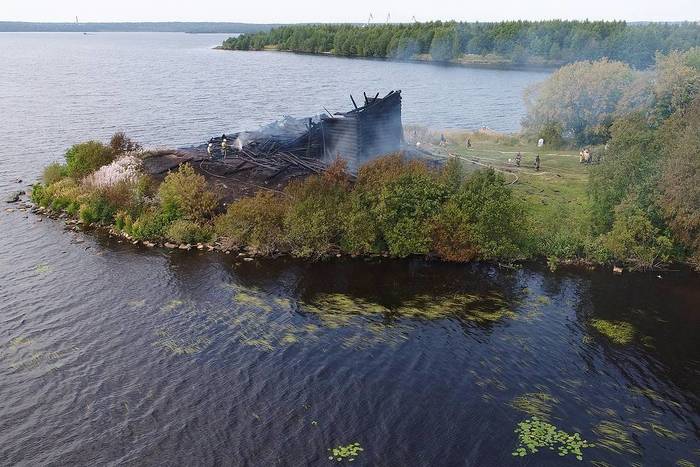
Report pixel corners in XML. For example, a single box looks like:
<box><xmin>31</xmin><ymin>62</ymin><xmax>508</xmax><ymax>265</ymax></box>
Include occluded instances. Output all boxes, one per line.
<box><xmin>215</xmin><ymin>155</ymin><xmax>527</xmax><ymax>261</ymax></box>
<box><xmin>31</xmin><ymin>134</ymin><xmax>216</xmax><ymax>245</ymax></box>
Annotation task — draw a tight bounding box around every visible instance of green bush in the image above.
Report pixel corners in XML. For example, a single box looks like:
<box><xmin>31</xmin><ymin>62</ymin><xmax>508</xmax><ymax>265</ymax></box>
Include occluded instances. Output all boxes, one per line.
<box><xmin>42</xmin><ymin>162</ymin><xmax>67</xmax><ymax>185</ymax></box>
<box><xmin>214</xmin><ymin>191</ymin><xmax>288</xmax><ymax>254</ymax></box>
<box><xmin>32</xmin><ymin>178</ymin><xmax>83</xmax><ymax>210</ymax></box>
<box><xmin>604</xmin><ymin>200</ymin><xmax>673</xmax><ymax>270</ymax></box>
<box><xmin>432</xmin><ymin>169</ymin><xmax>525</xmax><ymax>261</ymax></box>
<box><xmin>78</xmin><ymin>190</ymin><xmax>117</xmax><ymax>224</ymax></box>
<box><xmin>283</xmin><ymin>161</ymin><xmax>350</xmax><ymax>257</ymax></box>
<box><xmin>158</xmin><ymin>163</ymin><xmax>218</xmax><ymax>221</ymax></box>
<box><xmin>30</xmin><ymin>183</ymin><xmax>48</xmax><ymax>206</ymax></box>
<box><xmin>340</xmin><ymin>191</ymin><xmax>384</xmax><ymax>254</ymax></box>
<box><xmin>377</xmin><ymin>171</ymin><xmax>448</xmax><ymax>257</ymax></box>
<box><xmin>65</xmin><ymin>141</ymin><xmax>114</xmax><ymax>179</ymax></box>
<box><xmin>166</xmin><ymin>219</ymin><xmax>213</xmax><ymax>244</ymax></box>
<box><xmin>537</xmin><ymin>121</ymin><xmax>565</xmax><ymax>149</ymax></box>
<box><xmin>128</xmin><ymin>208</ymin><xmax>178</xmax><ymax>240</ymax></box>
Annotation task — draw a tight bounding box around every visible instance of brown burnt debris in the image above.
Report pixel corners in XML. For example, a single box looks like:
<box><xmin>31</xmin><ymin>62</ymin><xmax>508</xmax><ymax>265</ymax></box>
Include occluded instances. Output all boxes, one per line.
<box><xmin>141</xmin><ymin>91</ymin><xmax>408</xmax><ymax>203</ymax></box>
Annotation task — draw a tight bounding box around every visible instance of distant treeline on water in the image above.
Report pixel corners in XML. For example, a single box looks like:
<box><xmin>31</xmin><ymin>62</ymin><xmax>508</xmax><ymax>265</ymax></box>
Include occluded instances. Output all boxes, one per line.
<box><xmin>0</xmin><ymin>22</ymin><xmax>276</xmax><ymax>34</ymax></box>
<box><xmin>222</xmin><ymin>21</ymin><xmax>700</xmax><ymax>68</ymax></box>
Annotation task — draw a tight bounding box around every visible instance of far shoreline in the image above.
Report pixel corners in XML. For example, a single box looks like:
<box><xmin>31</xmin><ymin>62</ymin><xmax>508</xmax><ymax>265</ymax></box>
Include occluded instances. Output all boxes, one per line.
<box><xmin>214</xmin><ymin>46</ymin><xmax>560</xmax><ymax>72</ymax></box>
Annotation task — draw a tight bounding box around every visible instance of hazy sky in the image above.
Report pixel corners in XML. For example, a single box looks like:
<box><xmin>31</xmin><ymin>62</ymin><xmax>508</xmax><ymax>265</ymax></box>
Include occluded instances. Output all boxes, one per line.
<box><xmin>3</xmin><ymin>0</ymin><xmax>699</xmax><ymax>23</ymax></box>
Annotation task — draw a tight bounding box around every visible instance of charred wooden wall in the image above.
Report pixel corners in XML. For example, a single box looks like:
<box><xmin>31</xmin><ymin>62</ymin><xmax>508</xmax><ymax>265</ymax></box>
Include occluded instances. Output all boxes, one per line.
<box><xmin>321</xmin><ymin>90</ymin><xmax>403</xmax><ymax>171</ymax></box>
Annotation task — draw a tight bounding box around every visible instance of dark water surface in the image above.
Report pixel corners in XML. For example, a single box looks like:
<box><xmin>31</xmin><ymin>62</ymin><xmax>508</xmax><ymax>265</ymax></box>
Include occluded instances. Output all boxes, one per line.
<box><xmin>1</xmin><ymin>33</ymin><xmax>700</xmax><ymax>466</ymax></box>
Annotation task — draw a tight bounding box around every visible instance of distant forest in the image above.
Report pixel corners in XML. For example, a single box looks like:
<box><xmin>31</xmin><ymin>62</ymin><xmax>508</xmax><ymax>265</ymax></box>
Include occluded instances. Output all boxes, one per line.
<box><xmin>222</xmin><ymin>21</ymin><xmax>700</xmax><ymax>68</ymax></box>
<box><xmin>0</xmin><ymin>22</ymin><xmax>275</xmax><ymax>34</ymax></box>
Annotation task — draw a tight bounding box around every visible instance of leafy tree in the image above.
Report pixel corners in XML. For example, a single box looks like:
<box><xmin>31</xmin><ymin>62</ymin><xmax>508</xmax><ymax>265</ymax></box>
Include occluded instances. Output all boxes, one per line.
<box><xmin>377</xmin><ymin>171</ymin><xmax>448</xmax><ymax>257</ymax></box>
<box><xmin>65</xmin><ymin>141</ymin><xmax>114</xmax><ymax>179</ymax></box>
<box><xmin>433</xmin><ymin>169</ymin><xmax>525</xmax><ymax>261</ymax></box>
<box><xmin>588</xmin><ymin>113</ymin><xmax>662</xmax><ymax>233</ymax></box>
<box><xmin>158</xmin><ymin>163</ymin><xmax>219</xmax><ymax>222</ymax></box>
<box><xmin>604</xmin><ymin>199</ymin><xmax>673</xmax><ymax>270</ymax></box>
<box><xmin>658</xmin><ymin>97</ymin><xmax>700</xmax><ymax>267</ymax></box>
<box><xmin>523</xmin><ymin>59</ymin><xmax>636</xmax><ymax>145</ymax></box>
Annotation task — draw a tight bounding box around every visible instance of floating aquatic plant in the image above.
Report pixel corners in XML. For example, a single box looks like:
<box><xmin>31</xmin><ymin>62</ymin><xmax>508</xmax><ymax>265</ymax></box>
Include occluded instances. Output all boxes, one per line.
<box><xmin>160</xmin><ymin>299</ymin><xmax>184</xmax><ymax>313</ymax></box>
<box><xmin>154</xmin><ymin>330</ymin><xmax>209</xmax><ymax>355</ymax></box>
<box><xmin>676</xmin><ymin>459</ymin><xmax>696</xmax><ymax>467</ymax></box>
<box><xmin>327</xmin><ymin>442</ymin><xmax>363</xmax><ymax>462</ymax></box>
<box><xmin>593</xmin><ymin>420</ymin><xmax>640</xmax><ymax>455</ymax></box>
<box><xmin>590</xmin><ymin>319</ymin><xmax>635</xmax><ymax>345</ymax></box>
<box><xmin>35</xmin><ymin>263</ymin><xmax>51</xmax><ymax>274</ymax></box>
<box><xmin>511</xmin><ymin>392</ymin><xmax>559</xmax><ymax>420</ymax></box>
<box><xmin>650</xmin><ymin>422</ymin><xmax>686</xmax><ymax>440</ymax></box>
<box><xmin>535</xmin><ymin>295</ymin><xmax>551</xmax><ymax>305</ymax></box>
<box><xmin>9</xmin><ymin>336</ymin><xmax>32</xmax><ymax>348</ymax></box>
<box><xmin>234</xmin><ymin>291</ymin><xmax>272</xmax><ymax>311</ymax></box>
<box><xmin>512</xmin><ymin>417</ymin><xmax>593</xmax><ymax>461</ymax></box>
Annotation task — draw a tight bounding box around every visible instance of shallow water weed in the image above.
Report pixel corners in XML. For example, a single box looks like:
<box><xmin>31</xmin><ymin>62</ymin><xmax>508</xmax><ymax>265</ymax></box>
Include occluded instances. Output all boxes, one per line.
<box><xmin>35</xmin><ymin>263</ymin><xmax>51</xmax><ymax>274</ymax></box>
<box><xmin>234</xmin><ymin>292</ymin><xmax>272</xmax><ymax>311</ymax></box>
<box><xmin>128</xmin><ymin>299</ymin><xmax>147</xmax><ymax>309</ymax></box>
<box><xmin>676</xmin><ymin>459</ymin><xmax>696</xmax><ymax>467</ymax></box>
<box><xmin>511</xmin><ymin>392</ymin><xmax>559</xmax><ymax>420</ymax></box>
<box><xmin>243</xmin><ymin>337</ymin><xmax>275</xmax><ymax>351</ymax></box>
<box><xmin>512</xmin><ymin>417</ymin><xmax>593</xmax><ymax>461</ymax></box>
<box><xmin>468</xmin><ymin>308</ymin><xmax>516</xmax><ymax>323</ymax></box>
<box><xmin>650</xmin><ymin>422</ymin><xmax>685</xmax><ymax>440</ymax></box>
<box><xmin>273</xmin><ymin>297</ymin><xmax>293</xmax><ymax>309</ymax></box>
<box><xmin>590</xmin><ymin>319</ymin><xmax>635</xmax><ymax>345</ymax></box>
<box><xmin>9</xmin><ymin>336</ymin><xmax>32</xmax><ymax>348</ymax></box>
<box><xmin>535</xmin><ymin>295</ymin><xmax>551</xmax><ymax>305</ymax></box>
<box><xmin>160</xmin><ymin>299</ymin><xmax>184</xmax><ymax>313</ymax></box>
<box><xmin>154</xmin><ymin>330</ymin><xmax>209</xmax><ymax>355</ymax></box>
<box><xmin>306</xmin><ymin>293</ymin><xmax>388</xmax><ymax>316</ymax></box>
<box><xmin>327</xmin><ymin>442</ymin><xmax>363</xmax><ymax>462</ymax></box>
<box><xmin>593</xmin><ymin>420</ymin><xmax>640</xmax><ymax>455</ymax></box>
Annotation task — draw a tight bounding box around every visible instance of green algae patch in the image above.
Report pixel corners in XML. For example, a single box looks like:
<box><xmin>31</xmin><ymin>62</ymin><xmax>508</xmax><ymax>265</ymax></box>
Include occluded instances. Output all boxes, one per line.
<box><xmin>327</xmin><ymin>442</ymin><xmax>363</xmax><ymax>462</ymax></box>
<box><xmin>154</xmin><ymin>329</ymin><xmax>209</xmax><ymax>355</ymax></box>
<box><xmin>512</xmin><ymin>417</ymin><xmax>593</xmax><ymax>461</ymax></box>
<box><xmin>35</xmin><ymin>263</ymin><xmax>51</xmax><ymax>274</ymax></box>
<box><xmin>511</xmin><ymin>392</ymin><xmax>559</xmax><ymax>420</ymax></box>
<box><xmin>9</xmin><ymin>336</ymin><xmax>32</xmax><ymax>348</ymax></box>
<box><xmin>396</xmin><ymin>293</ymin><xmax>514</xmax><ymax>323</ymax></box>
<box><xmin>127</xmin><ymin>298</ymin><xmax>147</xmax><ymax>309</ymax></box>
<box><xmin>160</xmin><ymin>299</ymin><xmax>184</xmax><ymax>313</ymax></box>
<box><xmin>650</xmin><ymin>422</ymin><xmax>686</xmax><ymax>440</ymax></box>
<box><xmin>590</xmin><ymin>319</ymin><xmax>635</xmax><ymax>345</ymax></box>
<box><xmin>593</xmin><ymin>420</ymin><xmax>641</xmax><ymax>456</ymax></box>
<box><xmin>676</xmin><ymin>459</ymin><xmax>696</xmax><ymax>467</ymax></box>
<box><xmin>307</xmin><ymin>293</ymin><xmax>388</xmax><ymax>316</ymax></box>
<box><xmin>468</xmin><ymin>308</ymin><xmax>516</xmax><ymax>323</ymax></box>
<box><xmin>535</xmin><ymin>295</ymin><xmax>551</xmax><ymax>305</ymax></box>
<box><xmin>302</xmin><ymin>292</ymin><xmax>514</xmax><ymax>325</ymax></box>
<box><xmin>243</xmin><ymin>337</ymin><xmax>275</xmax><ymax>351</ymax></box>
<box><xmin>234</xmin><ymin>291</ymin><xmax>272</xmax><ymax>311</ymax></box>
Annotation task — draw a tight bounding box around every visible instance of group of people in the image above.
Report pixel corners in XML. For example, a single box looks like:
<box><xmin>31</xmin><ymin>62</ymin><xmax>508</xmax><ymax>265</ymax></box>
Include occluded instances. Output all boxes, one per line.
<box><xmin>207</xmin><ymin>134</ymin><xmax>231</xmax><ymax>159</ymax></box>
<box><xmin>513</xmin><ymin>151</ymin><xmax>541</xmax><ymax>171</ymax></box>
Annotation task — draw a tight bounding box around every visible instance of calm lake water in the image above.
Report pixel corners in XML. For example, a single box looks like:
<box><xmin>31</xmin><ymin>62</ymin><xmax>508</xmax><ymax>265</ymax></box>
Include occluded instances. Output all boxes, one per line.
<box><xmin>1</xmin><ymin>33</ymin><xmax>700</xmax><ymax>466</ymax></box>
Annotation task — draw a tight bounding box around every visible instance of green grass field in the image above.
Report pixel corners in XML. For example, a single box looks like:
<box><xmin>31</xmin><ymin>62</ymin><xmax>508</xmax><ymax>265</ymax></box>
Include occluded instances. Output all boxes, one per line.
<box><xmin>406</xmin><ymin>127</ymin><xmax>595</xmax><ymax>256</ymax></box>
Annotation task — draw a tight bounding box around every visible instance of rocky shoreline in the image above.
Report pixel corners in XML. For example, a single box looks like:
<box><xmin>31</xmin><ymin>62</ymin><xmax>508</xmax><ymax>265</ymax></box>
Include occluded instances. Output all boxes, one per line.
<box><xmin>9</xmin><ymin>189</ymin><xmax>609</xmax><ymax>273</ymax></box>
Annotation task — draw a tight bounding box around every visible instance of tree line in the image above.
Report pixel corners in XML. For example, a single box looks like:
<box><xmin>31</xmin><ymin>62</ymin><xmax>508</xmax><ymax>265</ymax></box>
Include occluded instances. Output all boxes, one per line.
<box><xmin>222</xmin><ymin>21</ymin><xmax>700</xmax><ymax>68</ymax></box>
<box><xmin>524</xmin><ymin>49</ymin><xmax>700</xmax><ymax>269</ymax></box>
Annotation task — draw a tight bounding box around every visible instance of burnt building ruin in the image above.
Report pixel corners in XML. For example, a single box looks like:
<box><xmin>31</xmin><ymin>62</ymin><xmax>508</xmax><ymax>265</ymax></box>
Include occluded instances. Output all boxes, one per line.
<box><xmin>206</xmin><ymin>90</ymin><xmax>404</xmax><ymax>173</ymax></box>
<box><xmin>320</xmin><ymin>90</ymin><xmax>403</xmax><ymax>170</ymax></box>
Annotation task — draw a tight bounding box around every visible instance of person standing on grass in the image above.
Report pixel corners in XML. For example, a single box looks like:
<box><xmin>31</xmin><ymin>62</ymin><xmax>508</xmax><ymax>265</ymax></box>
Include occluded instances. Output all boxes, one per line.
<box><xmin>515</xmin><ymin>152</ymin><xmax>522</xmax><ymax>167</ymax></box>
<box><xmin>221</xmin><ymin>135</ymin><xmax>229</xmax><ymax>159</ymax></box>
<box><xmin>535</xmin><ymin>154</ymin><xmax>541</xmax><ymax>171</ymax></box>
